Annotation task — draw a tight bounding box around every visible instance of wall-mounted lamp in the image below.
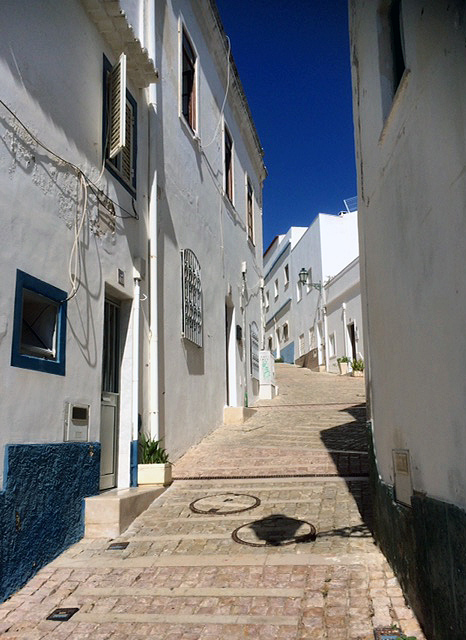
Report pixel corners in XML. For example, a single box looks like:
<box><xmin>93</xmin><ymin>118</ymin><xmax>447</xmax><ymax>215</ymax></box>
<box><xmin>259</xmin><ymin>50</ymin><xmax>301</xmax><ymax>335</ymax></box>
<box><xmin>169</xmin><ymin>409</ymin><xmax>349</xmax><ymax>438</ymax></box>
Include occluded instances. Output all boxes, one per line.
<box><xmin>298</xmin><ymin>268</ymin><xmax>322</xmax><ymax>291</ymax></box>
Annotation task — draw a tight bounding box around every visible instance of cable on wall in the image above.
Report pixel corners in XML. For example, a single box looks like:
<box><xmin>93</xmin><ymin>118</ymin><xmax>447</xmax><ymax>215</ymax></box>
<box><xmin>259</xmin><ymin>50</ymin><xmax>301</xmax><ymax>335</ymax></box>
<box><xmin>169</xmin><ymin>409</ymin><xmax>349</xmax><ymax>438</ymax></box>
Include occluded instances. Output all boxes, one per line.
<box><xmin>0</xmin><ymin>98</ymin><xmax>138</xmax><ymax>220</ymax></box>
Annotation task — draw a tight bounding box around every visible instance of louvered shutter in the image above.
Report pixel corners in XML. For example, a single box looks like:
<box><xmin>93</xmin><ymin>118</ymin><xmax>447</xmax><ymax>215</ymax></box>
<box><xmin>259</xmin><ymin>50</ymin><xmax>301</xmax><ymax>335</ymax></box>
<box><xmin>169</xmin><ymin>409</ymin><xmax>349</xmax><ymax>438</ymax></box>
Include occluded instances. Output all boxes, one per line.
<box><xmin>109</xmin><ymin>53</ymin><xmax>127</xmax><ymax>159</ymax></box>
<box><xmin>121</xmin><ymin>101</ymin><xmax>133</xmax><ymax>183</ymax></box>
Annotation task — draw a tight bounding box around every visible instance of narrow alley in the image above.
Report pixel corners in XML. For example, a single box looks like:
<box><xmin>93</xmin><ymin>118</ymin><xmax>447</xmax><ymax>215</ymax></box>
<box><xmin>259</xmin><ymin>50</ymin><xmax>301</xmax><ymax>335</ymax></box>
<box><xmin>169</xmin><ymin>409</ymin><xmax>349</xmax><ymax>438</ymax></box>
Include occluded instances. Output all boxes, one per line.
<box><xmin>0</xmin><ymin>365</ymin><xmax>425</xmax><ymax>640</ymax></box>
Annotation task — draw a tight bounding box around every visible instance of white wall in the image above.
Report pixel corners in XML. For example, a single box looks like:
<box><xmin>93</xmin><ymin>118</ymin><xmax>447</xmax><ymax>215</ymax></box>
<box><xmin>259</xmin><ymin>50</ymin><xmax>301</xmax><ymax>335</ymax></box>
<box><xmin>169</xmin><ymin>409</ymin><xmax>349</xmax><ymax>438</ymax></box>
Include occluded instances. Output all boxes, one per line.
<box><xmin>0</xmin><ymin>0</ymin><xmax>151</xmax><ymax>486</ymax></box>
<box><xmin>351</xmin><ymin>1</ymin><xmax>466</xmax><ymax>507</ymax></box>
<box><xmin>154</xmin><ymin>0</ymin><xmax>265</xmax><ymax>460</ymax></box>
<box><xmin>325</xmin><ymin>258</ymin><xmax>363</xmax><ymax>373</ymax></box>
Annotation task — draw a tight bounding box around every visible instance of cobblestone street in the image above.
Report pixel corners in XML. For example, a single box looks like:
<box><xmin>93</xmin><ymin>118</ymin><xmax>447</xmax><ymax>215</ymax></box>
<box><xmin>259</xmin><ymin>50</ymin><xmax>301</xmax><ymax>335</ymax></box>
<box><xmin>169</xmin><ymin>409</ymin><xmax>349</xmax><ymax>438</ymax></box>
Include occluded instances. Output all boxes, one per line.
<box><xmin>0</xmin><ymin>365</ymin><xmax>425</xmax><ymax>639</ymax></box>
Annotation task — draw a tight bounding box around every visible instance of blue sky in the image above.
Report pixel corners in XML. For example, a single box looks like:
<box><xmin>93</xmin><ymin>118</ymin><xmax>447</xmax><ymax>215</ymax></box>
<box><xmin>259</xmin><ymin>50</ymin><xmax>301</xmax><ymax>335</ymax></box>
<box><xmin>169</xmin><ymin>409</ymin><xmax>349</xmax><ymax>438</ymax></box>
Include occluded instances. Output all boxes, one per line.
<box><xmin>215</xmin><ymin>0</ymin><xmax>357</xmax><ymax>250</ymax></box>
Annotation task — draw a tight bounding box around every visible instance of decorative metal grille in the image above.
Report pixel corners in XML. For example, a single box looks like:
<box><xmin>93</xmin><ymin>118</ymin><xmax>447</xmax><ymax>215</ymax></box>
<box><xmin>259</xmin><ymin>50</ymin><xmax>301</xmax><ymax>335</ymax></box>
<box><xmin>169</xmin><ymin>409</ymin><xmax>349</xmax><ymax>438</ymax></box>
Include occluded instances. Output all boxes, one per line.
<box><xmin>250</xmin><ymin>321</ymin><xmax>259</xmax><ymax>380</ymax></box>
<box><xmin>181</xmin><ymin>249</ymin><xmax>202</xmax><ymax>347</ymax></box>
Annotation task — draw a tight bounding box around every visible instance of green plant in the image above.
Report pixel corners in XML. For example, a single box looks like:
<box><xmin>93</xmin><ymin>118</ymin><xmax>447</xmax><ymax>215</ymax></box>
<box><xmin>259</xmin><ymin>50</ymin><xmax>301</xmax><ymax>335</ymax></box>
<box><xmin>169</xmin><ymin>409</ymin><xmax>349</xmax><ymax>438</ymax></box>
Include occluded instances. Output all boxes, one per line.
<box><xmin>352</xmin><ymin>358</ymin><xmax>364</xmax><ymax>371</ymax></box>
<box><xmin>139</xmin><ymin>434</ymin><xmax>170</xmax><ymax>464</ymax></box>
<box><xmin>337</xmin><ymin>356</ymin><xmax>351</xmax><ymax>363</ymax></box>
<box><xmin>275</xmin><ymin>357</ymin><xmax>284</xmax><ymax>363</ymax></box>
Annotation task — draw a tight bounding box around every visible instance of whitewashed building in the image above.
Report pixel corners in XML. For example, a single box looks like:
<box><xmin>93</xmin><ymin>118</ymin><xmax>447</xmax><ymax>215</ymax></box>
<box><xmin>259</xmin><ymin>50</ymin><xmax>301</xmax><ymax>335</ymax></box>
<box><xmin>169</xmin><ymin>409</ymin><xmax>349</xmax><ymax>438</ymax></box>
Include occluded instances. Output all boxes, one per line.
<box><xmin>264</xmin><ymin>210</ymin><xmax>359</xmax><ymax>369</ymax></box>
<box><xmin>153</xmin><ymin>0</ymin><xmax>266</xmax><ymax>460</ymax></box>
<box><xmin>350</xmin><ymin>1</ymin><xmax>466</xmax><ymax>636</ymax></box>
<box><xmin>0</xmin><ymin>0</ymin><xmax>264</xmax><ymax>602</ymax></box>
<box><xmin>263</xmin><ymin>227</ymin><xmax>307</xmax><ymax>363</ymax></box>
<box><xmin>325</xmin><ymin>257</ymin><xmax>363</xmax><ymax>374</ymax></box>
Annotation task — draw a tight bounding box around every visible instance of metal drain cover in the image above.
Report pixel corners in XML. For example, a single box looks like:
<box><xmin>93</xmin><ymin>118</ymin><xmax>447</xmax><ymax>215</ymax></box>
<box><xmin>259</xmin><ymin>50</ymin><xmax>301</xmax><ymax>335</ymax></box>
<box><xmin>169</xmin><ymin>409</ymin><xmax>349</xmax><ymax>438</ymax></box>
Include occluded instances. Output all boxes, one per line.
<box><xmin>107</xmin><ymin>541</ymin><xmax>129</xmax><ymax>550</ymax></box>
<box><xmin>46</xmin><ymin>608</ymin><xmax>79</xmax><ymax>621</ymax></box>
<box><xmin>189</xmin><ymin>492</ymin><xmax>260</xmax><ymax>515</ymax></box>
<box><xmin>232</xmin><ymin>514</ymin><xmax>316</xmax><ymax>547</ymax></box>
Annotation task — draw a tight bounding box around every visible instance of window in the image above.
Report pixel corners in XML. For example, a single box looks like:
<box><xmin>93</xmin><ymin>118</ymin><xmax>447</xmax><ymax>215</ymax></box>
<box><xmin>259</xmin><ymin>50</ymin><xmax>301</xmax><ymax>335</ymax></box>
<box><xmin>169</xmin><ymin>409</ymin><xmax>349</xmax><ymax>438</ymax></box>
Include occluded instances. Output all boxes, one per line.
<box><xmin>284</xmin><ymin>264</ymin><xmax>289</xmax><ymax>287</ymax></box>
<box><xmin>224</xmin><ymin>126</ymin><xmax>233</xmax><ymax>203</ymax></box>
<box><xmin>265</xmin><ymin>290</ymin><xmax>270</xmax><ymax>310</ymax></box>
<box><xmin>378</xmin><ymin>0</ymin><xmax>406</xmax><ymax>119</ymax></box>
<box><xmin>182</xmin><ymin>29</ymin><xmax>197</xmax><ymax>131</ymax></box>
<box><xmin>299</xmin><ymin>333</ymin><xmax>305</xmax><ymax>357</ymax></box>
<box><xmin>247</xmin><ymin>179</ymin><xmax>254</xmax><ymax>243</ymax></box>
<box><xmin>103</xmin><ymin>54</ymin><xmax>137</xmax><ymax>194</ymax></box>
<box><xmin>11</xmin><ymin>270</ymin><xmax>67</xmax><ymax>375</ymax></box>
<box><xmin>309</xmin><ymin>327</ymin><xmax>315</xmax><ymax>349</ymax></box>
<box><xmin>297</xmin><ymin>281</ymin><xmax>302</xmax><ymax>302</ymax></box>
<box><xmin>181</xmin><ymin>249</ymin><xmax>202</xmax><ymax>347</ymax></box>
<box><xmin>274</xmin><ymin>279</ymin><xmax>279</xmax><ymax>299</ymax></box>
<box><xmin>283</xmin><ymin>323</ymin><xmax>289</xmax><ymax>342</ymax></box>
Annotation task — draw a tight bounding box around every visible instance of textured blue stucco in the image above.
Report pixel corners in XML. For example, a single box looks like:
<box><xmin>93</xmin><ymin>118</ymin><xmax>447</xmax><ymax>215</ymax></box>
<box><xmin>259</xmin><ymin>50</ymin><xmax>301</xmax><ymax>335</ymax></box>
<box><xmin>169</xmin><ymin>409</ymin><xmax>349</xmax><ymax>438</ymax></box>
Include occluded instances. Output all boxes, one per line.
<box><xmin>281</xmin><ymin>342</ymin><xmax>295</xmax><ymax>364</ymax></box>
<box><xmin>0</xmin><ymin>442</ymin><xmax>100</xmax><ymax>603</ymax></box>
<box><xmin>130</xmin><ymin>439</ymin><xmax>138</xmax><ymax>487</ymax></box>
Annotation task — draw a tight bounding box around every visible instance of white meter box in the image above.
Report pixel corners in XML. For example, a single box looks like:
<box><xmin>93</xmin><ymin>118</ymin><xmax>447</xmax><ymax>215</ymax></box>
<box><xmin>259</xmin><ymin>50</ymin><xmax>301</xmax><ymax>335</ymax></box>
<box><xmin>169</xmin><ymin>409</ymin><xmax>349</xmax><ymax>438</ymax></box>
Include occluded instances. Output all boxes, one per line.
<box><xmin>64</xmin><ymin>403</ymin><xmax>90</xmax><ymax>442</ymax></box>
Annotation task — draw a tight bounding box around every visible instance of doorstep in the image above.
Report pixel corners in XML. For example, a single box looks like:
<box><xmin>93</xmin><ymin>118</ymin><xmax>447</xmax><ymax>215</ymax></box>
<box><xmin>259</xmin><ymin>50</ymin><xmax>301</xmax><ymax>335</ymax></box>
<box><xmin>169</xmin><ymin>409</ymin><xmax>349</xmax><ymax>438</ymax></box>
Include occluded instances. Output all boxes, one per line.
<box><xmin>84</xmin><ymin>485</ymin><xmax>166</xmax><ymax>538</ymax></box>
<box><xmin>223</xmin><ymin>406</ymin><xmax>257</xmax><ymax>425</ymax></box>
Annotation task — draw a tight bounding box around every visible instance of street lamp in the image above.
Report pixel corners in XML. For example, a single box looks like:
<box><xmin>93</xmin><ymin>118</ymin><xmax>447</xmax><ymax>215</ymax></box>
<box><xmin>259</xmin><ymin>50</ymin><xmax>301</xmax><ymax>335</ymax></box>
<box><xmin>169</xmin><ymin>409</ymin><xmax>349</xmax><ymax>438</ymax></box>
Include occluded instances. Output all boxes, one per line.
<box><xmin>298</xmin><ymin>268</ymin><xmax>322</xmax><ymax>291</ymax></box>
<box><xmin>298</xmin><ymin>268</ymin><xmax>308</xmax><ymax>286</ymax></box>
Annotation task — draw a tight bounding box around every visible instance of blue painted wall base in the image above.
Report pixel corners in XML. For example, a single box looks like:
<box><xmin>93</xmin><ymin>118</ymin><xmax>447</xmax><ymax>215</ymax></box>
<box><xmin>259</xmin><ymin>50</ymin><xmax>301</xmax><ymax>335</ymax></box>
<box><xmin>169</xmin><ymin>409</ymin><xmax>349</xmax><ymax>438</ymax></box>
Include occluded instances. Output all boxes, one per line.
<box><xmin>281</xmin><ymin>342</ymin><xmax>295</xmax><ymax>364</ymax></box>
<box><xmin>0</xmin><ymin>442</ymin><xmax>100</xmax><ymax>602</ymax></box>
<box><xmin>130</xmin><ymin>439</ymin><xmax>138</xmax><ymax>487</ymax></box>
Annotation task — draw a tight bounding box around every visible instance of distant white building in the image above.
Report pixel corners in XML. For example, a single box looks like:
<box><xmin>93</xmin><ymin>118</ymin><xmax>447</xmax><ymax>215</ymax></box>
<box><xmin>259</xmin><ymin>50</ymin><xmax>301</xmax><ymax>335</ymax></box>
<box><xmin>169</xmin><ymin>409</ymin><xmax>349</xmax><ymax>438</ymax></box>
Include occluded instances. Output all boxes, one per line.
<box><xmin>263</xmin><ymin>210</ymin><xmax>360</xmax><ymax>369</ymax></box>
<box><xmin>325</xmin><ymin>257</ymin><xmax>363</xmax><ymax>374</ymax></box>
<box><xmin>263</xmin><ymin>227</ymin><xmax>307</xmax><ymax>362</ymax></box>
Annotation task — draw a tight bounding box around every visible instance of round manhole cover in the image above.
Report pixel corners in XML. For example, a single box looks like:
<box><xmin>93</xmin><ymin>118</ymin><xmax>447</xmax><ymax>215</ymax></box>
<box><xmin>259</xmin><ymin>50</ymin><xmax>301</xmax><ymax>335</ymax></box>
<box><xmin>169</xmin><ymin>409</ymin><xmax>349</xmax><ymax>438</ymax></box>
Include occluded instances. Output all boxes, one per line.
<box><xmin>189</xmin><ymin>493</ymin><xmax>261</xmax><ymax>515</ymax></box>
<box><xmin>232</xmin><ymin>514</ymin><xmax>316</xmax><ymax>547</ymax></box>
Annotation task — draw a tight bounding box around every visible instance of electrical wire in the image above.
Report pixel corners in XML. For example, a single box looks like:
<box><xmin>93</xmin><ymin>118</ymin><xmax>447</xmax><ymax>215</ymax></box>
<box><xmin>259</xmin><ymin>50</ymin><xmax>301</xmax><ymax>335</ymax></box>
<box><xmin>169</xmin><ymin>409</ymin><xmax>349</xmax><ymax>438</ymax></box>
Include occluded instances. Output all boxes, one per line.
<box><xmin>63</xmin><ymin>172</ymin><xmax>88</xmax><ymax>302</ymax></box>
<box><xmin>0</xmin><ymin>98</ymin><xmax>138</xmax><ymax>220</ymax></box>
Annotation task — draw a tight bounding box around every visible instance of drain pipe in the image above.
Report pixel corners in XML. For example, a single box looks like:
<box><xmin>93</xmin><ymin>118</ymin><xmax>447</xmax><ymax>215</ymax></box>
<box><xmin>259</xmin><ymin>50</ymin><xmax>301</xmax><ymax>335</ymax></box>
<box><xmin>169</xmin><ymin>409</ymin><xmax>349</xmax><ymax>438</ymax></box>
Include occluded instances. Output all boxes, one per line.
<box><xmin>130</xmin><ymin>273</ymin><xmax>141</xmax><ymax>486</ymax></box>
<box><xmin>146</xmin><ymin>0</ymin><xmax>160</xmax><ymax>442</ymax></box>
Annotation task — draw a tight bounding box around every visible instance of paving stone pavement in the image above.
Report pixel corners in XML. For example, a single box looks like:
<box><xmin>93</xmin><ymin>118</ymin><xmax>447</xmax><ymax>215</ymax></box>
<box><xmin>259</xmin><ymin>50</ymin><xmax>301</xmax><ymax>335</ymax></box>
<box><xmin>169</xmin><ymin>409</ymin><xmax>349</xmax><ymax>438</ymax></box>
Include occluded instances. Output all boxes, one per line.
<box><xmin>0</xmin><ymin>365</ymin><xmax>426</xmax><ymax>639</ymax></box>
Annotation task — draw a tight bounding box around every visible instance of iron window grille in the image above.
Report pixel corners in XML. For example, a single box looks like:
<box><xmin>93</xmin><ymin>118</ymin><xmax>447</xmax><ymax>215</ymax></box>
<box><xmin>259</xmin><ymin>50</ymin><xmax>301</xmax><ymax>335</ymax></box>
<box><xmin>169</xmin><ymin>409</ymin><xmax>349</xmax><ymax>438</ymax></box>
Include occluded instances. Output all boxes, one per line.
<box><xmin>181</xmin><ymin>249</ymin><xmax>203</xmax><ymax>347</ymax></box>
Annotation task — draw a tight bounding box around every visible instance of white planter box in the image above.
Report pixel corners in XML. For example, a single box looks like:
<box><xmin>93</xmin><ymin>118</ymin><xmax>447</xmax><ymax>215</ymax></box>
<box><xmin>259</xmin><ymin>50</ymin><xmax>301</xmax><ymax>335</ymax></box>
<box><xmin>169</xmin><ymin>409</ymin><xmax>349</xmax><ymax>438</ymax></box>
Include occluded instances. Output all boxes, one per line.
<box><xmin>338</xmin><ymin>362</ymin><xmax>348</xmax><ymax>375</ymax></box>
<box><xmin>138</xmin><ymin>463</ymin><xmax>172</xmax><ymax>486</ymax></box>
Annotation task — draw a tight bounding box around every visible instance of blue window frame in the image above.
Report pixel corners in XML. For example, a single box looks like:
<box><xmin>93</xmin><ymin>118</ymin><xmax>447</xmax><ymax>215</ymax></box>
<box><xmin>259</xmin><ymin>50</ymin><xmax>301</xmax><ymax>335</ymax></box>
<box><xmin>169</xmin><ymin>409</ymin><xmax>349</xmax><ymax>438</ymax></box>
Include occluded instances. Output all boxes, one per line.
<box><xmin>11</xmin><ymin>270</ymin><xmax>67</xmax><ymax>376</ymax></box>
<box><xmin>102</xmin><ymin>55</ymin><xmax>137</xmax><ymax>195</ymax></box>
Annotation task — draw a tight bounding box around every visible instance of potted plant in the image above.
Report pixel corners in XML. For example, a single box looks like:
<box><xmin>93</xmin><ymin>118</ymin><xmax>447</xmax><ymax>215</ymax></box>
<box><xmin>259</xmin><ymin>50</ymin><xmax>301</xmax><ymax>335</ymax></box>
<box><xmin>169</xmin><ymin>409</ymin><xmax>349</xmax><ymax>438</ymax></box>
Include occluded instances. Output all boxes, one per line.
<box><xmin>138</xmin><ymin>434</ymin><xmax>172</xmax><ymax>486</ymax></box>
<box><xmin>337</xmin><ymin>355</ymin><xmax>350</xmax><ymax>375</ymax></box>
<box><xmin>351</xmin><ymin>358</ymin><xmax>365</xmax><ymax>377</ymax></box>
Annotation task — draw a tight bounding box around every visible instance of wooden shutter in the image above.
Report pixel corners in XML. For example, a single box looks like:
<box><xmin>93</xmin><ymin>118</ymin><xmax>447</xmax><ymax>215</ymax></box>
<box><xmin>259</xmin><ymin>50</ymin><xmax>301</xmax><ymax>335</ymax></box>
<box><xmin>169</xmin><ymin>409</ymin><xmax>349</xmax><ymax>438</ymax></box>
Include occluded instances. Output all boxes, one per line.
<box><xmin>109</xmin><ymin>53</ymin><xmax>127</xmax><ymax>159</ymax></box>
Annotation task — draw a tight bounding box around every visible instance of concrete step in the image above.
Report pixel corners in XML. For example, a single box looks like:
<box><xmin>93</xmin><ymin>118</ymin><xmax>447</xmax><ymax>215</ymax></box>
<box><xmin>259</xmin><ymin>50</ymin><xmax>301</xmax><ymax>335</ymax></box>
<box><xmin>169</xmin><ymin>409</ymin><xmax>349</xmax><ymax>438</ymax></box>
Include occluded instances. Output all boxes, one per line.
<box><xmin>84</xmin><ymin>486</ymin><xmax>166</xmax><ymax>538</ymax></box>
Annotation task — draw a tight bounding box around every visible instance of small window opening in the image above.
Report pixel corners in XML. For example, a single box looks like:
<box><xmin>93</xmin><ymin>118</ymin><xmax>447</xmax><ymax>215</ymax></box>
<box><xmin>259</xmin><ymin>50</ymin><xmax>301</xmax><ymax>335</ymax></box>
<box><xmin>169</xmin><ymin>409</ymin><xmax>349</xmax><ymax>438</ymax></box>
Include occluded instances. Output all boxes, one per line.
<box><xmin>21</xmin><ymin>289</ymin><xmax>59</xmax><ymax>360</ymax></box>
<box><xmin>247</xmin><ymin>179</ymin><xmax>254</xmax><ymax>243</ymax></box>
<box><xmin>224</xmin><ymin>127</ymin><xmax>233</xmax><ymax>202</ymax></box>
<box><xmin>182</xmin><ymin>30</ymin><xmax>196</xmax><ymax>131</ymax></box>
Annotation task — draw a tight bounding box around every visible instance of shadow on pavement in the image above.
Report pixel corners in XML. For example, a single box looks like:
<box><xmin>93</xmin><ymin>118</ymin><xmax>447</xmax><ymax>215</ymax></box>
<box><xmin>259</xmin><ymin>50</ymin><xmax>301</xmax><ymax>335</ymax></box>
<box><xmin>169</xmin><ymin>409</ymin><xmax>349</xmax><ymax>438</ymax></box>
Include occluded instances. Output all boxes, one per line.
<box><xmin>319</xmin><ymin>403</ymin><xmax>374</xmax><ymax>535</ymax></box>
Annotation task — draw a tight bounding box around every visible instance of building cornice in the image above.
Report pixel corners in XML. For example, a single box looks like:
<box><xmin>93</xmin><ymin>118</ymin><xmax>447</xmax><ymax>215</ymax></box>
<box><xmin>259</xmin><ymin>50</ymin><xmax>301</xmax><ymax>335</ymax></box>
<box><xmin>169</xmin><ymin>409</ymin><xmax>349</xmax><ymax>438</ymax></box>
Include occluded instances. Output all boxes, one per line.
<box><xmin>80</xmin><ymin>0</ymin><xmax>159</xmax><ymax>88</ymax></box>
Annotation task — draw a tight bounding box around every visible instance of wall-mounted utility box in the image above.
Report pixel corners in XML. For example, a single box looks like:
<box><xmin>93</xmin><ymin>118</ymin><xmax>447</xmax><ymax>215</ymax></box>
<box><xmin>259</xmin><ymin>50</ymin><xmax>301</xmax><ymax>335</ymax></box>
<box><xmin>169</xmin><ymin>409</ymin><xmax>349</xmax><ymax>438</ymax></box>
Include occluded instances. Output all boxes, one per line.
<box><xmin>393</xmin><ymin>449</ymin><xmax>413</xmax><ymax>506</ymax></box>
<box><xmin>64</xmin><ymin>403</ymin><xmax>90</xmax><ymax>442</ymax></box>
